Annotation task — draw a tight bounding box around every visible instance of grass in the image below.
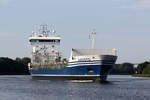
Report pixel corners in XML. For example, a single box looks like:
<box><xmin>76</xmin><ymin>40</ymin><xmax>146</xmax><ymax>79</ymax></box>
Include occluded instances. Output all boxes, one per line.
<box><xmin>132</xmin><ymin>74</ymin><xmax>150</xmax><ymax>77</ymax></box>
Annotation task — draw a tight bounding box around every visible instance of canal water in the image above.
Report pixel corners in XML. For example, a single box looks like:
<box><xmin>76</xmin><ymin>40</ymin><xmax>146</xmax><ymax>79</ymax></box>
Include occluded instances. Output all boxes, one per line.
<box><xmin>0</xmin><ymin>75</ymin><xmax>149</xmax><ymax>100</ymax></box>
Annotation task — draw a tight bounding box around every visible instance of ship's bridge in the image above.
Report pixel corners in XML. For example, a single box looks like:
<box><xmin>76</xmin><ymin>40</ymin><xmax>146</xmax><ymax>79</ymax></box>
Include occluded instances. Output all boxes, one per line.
<box><xmin>29</xmin><ymin>36</ymin><xmax>61</xmax><ymax>45</ymax></box>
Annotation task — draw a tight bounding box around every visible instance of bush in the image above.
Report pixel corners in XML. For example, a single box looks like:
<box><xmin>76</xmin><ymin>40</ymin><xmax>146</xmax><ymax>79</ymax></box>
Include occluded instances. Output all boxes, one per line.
<box><xmin>136</xmin><ymin>62</ymin><xmax>150</xmax><ymax>74</ymax></box>
<box><xmin>0</xmin><ymin>57</ymin><xmax>30</xmax><ymax>75</ymax></box>
<box><xmin>110</xmin><ymin>63</ymin><xmax>135</xmax><ymax>75</ymax></box>
<box><xmin>142</xmin><ymin>64</ymin><xmax>150</xmax><ymax>74</ymax></box>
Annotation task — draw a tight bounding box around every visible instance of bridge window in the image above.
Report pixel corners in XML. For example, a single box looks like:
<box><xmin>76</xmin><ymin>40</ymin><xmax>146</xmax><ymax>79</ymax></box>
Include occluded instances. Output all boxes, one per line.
<box><xmin>30</xmin><ymin>39</ymin><xmax>60</xmax><ymax>43</ymax></box>
<box><xmin>55</xmin><ymin>40</ymin><xmax>60</xmax><ymax>42</ymax></box>
<box><xmin>29</xmin><ymin>40</ymin><xmax>39</xmax><ymax>42</ymax></box>
<box><xmin>39</xmin><ymin>40</ymin><xmax>53</xmax><ymax>42</ymax></box>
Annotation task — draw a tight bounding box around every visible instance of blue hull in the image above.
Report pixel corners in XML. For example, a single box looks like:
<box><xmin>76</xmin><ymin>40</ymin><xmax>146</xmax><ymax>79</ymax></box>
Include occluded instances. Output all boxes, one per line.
<box><xmin>30</xmin><ymin>65</ymin><xmax>101</xmax><ymax>75</ymax></box>
<box><xmin>30</xmin><ymin>64</ymin><xmax>113</xmax><ymax>81</ymax></box>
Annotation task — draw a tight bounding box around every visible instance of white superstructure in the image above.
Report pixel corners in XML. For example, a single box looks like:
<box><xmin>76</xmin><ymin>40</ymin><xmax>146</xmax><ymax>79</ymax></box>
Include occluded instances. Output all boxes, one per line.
<box><xmin>68</xmin><ymin>31</ymin><xmax>117</xmax><ymax>66</ymax></box>
<box><xmin>29</xmin><ymin>24</ymin><xmax>61</xmax><ymax>65</ymax></box>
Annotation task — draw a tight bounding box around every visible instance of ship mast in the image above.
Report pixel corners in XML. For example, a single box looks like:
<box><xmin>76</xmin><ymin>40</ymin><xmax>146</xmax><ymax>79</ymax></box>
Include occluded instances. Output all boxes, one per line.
<box><xmin>40</xmin><ymin>24</ymin><xmax>49</xmax><ymax>37</ymax></box>
<box><xmin>89</xmin><ymin>30</ymin><xmax>96</xmax><ymax>49</ymax></box>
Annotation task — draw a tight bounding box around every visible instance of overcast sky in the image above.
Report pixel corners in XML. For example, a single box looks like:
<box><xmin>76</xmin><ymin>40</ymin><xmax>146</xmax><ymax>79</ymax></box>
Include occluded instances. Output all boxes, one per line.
<box><xmin>0</xmin><ymin>0</ymin><xmax>150</xmax><ymax>63</ymax></box>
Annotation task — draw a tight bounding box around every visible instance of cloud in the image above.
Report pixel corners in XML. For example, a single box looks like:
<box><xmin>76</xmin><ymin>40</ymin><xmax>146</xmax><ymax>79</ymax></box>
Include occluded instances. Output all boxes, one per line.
<box><xmin>136</xmin><ymin>0</ymin><xmax>150</xmax><ymax>8</ymax></box>
<box><xmin>121</xmin><ymin>0</ymin><xmax>150</xmax><ymax>9</ymax></box>
<box><xmin>0</xmin><ymin>0</ymin><xmax>13</xmax><ymax>5</ymax></box>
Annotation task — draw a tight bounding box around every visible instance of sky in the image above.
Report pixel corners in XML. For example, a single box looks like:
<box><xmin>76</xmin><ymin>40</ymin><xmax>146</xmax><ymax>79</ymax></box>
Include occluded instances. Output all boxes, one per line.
<box><xmin>0</xmin><ymin>0</ymin><xmax>150</xmax><ymax>63</ymax></box>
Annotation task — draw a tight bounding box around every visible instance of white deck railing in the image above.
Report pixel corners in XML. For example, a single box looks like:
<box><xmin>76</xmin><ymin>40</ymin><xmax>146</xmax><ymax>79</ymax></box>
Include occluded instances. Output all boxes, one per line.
<box><xmin>72</xmin><ymin>48</ymin><xmax>117</xmax><ymax>56</ymax></box>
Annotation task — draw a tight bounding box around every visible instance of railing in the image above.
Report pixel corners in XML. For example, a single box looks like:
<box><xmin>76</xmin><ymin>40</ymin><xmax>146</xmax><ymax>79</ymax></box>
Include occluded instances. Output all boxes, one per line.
<box><xmin>30</xmin><ymin>61</ymin><xmax>68</xmax><ymax>70</ymax></box>
<box><xmin>72</xmin><ymin>48</ymin><xmax>117</xmax><ymax>56</ymax></box>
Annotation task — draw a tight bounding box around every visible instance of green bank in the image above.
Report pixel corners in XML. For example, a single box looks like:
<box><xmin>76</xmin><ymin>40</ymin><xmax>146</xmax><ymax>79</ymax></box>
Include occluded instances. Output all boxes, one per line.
<box><xmin>0</xmin><ymin>57</ymin><xmax>30</xmax><ymax>75</ymax></box>
<box><xmin>133</xmin><ymin>61</ymin><xmax>150</xmax><ymax>77</ymax></box>
<box><xmin>133</xmin><ymin>74</ymin><xmax>150</xmax><ymax>77</ymax></box>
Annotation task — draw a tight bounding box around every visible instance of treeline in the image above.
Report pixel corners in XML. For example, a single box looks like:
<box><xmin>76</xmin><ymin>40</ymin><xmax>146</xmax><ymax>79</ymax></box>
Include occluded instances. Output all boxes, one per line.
<box><xmin>110</xmin><ymin>63</ymin><xmax>135</xmax><ymax>75</ymax></box>
<box><xmin>0</xmin><ymin>57</ymin><xmax>150</xmax><ymax>75</ymax></box>
<box><xmin>0</xmin><ymin>57</ymin><xmax>30</xmax><ymax>75</ymax></box>
<box><xmin>110</xmin><ymin>61</ymin><xmax>150</xmax><ymax>75</ymax></box>
<box><xmin>135</xmin><ymin>61</ymin><xmax>150</xmax><ymax>74</ymax></box>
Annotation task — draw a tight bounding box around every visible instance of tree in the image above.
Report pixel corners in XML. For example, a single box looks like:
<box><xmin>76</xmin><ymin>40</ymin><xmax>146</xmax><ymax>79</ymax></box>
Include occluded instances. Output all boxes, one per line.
<box><xmin>136</xmin><ymin>62</ymin><xmax>150</xmax><ymax>74</ymax></box>
<box><xmin>122</xmin><ymin>63</ymin><xmax>134</xmax><ymax>74</ymax></box>
<box><xmin>142</xmin><ymin>64</ymin><xmax>150</xmax><ymax>74</ymax></box>
<box><xmin>21</xmin><ymin>57</ymin><xmax>31</xmax><ymax>66</ymax></box>
<box><xmin>0</xmin><ymin>57</ymin><xmax>30</xmax><ymax>75</ymax></box>
<box><xmin>110</xmin><ymin>63</ymin><xmax>134</xmax><ymax>75</ymax></box>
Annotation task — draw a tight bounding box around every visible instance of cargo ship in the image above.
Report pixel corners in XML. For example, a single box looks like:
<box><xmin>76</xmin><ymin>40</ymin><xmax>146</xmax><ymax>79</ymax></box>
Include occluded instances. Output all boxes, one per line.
<box><xmin>28</xmin><ymin>24</ymin><xmax>117</xmax><ymax>82</ymax></box>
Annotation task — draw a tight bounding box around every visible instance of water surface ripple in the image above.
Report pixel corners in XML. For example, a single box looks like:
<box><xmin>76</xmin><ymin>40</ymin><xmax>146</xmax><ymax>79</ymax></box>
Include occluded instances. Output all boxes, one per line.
<box><xmin>0</xmin><ymin>75</ymin><xmax>149</xmax><ymax>100</ymax></box>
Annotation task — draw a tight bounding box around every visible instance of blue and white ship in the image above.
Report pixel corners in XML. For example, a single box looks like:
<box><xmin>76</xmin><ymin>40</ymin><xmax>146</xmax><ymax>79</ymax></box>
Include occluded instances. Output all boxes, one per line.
<box><xmin>28</xmin><ymin>24</ymin><xmax>117</xmax><ymax>82</ymax></box>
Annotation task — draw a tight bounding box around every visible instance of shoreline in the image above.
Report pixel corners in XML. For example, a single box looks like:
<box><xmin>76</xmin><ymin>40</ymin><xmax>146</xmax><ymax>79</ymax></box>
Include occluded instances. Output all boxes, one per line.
<box><xmin>132</xmin><ymin>74</ymin><xmax>150</xmax><ymax>77</ymax></box>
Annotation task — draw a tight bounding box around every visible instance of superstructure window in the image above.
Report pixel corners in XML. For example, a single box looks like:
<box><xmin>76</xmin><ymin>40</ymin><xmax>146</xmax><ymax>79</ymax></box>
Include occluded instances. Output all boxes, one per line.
<box><xmin>55</xmin><ymin>40</ymin><xmax>60</xmax><ymax>42</ymax></box>
<box><xmin>39</xmin><ymin>40</ymin><xmax>54</xmax><ymax>42</ymax></box>
<box><xmin>29</xmin><ymin>40</ymin><xmax>39</xmax><ymax>42</ymax></box>
<box><xmin>30</xmin><ymin>39</ymin><xmax>60</xmax><ymax>43</ymax></box>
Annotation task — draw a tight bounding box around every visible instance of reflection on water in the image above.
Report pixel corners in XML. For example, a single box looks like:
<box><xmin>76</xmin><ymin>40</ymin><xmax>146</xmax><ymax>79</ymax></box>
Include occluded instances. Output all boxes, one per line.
<box><xmin>0</xmin><ymin>75</ymin><xmax>150</xmax><ymax>100</ymax></box>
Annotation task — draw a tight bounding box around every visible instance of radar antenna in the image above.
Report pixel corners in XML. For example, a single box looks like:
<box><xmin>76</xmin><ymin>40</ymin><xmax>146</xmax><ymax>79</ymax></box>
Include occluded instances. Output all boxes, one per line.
<box><xmin>40</xmin><ymin>24</ymin><xmax>49</xmax><ymax>37</ymax></box>
<box><xmin>50</xmin><ymin>24</ymin><xmax>56</xmax><ymax>35</ymax></box>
